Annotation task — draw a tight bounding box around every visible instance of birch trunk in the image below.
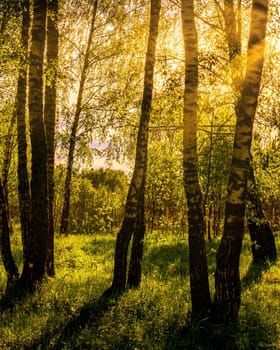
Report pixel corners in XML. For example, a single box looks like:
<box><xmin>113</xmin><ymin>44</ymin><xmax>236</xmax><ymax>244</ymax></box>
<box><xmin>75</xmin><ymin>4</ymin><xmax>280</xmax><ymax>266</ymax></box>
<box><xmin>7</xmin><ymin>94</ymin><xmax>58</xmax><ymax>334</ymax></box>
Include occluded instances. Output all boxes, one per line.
<box><xmin>60</xmin><ymin>0</ymin><xmax>98</xmax><ymax>235</ymax></box>
<box><xmin>0</xmin><ymin>179</ymin><xmax>19</xmax><ymax>293</ymax></box>
<box><xmin>214</xmin><ymin>0</ymin><xmax>269</xmax><ymax>320</ymax></box>
<box><xmin>223</xmin><ymin>0</ymin><xmax>277</xmax><ymax>263</ymax></box>
<box><xmin>181</xmin><ymin>0</ymin><xmax>211</xmax><ymax>317</ymax></box>
<box><xmin>20</xmin><ymin>0</ymin><xmax>49</xmax><ymax>291</ymax></box>
<box><xmin>104</xmin><ymin>0</ymin><xmax>161</xmax><ymax>296</ymax></box>
<box><xmin>44</xmin><ymin>0</ymin><xmax>59</xmax><ymax>276</ymax></box>
<box><xmin>16</xmin><ymin>0</ymin><xmax>31</xmax><ymax>264</ymax></box>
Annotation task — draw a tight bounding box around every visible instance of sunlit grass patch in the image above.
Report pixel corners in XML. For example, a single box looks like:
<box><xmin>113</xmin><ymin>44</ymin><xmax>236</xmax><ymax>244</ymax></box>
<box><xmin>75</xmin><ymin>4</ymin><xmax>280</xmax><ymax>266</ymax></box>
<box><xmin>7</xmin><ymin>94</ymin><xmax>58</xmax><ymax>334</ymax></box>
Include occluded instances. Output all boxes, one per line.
<box><xmin>0</xmin><ymin>229</ymin><xmax>279</xmax><ymax>349</ymax></box>
<box><xmin>239</xmin><ymin>250</ymin><xmax>280</xmax><ymax>350</ymax></box>
<box><xmin>68</xmin><ymin>274</ymin><xmax>190</xmax><ymax>349</ymax></box>
<box><xmin>0</xmin><ymin>231</ymin><xmax>115</xmax><ymax>349</ymax></box>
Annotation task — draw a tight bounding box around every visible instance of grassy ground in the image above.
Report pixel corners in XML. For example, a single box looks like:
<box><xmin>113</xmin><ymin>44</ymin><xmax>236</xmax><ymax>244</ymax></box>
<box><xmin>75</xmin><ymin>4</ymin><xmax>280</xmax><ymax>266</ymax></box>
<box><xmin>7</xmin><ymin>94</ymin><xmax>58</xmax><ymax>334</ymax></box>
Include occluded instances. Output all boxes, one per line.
<box><xmin>0</xmin><ymin>229</ymin><xmax>279</xmax><ymax>349</ymax></box>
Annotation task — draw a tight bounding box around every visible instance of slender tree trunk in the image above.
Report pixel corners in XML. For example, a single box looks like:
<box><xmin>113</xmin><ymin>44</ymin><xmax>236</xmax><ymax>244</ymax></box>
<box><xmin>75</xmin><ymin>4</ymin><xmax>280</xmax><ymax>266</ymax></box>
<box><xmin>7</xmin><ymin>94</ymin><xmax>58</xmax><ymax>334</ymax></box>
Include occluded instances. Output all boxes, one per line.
<box><xmin>60</xmin><ymin>0</ymin><xmax>98</xmax><ymax>235</ymax></box>
<box><xmin>214</xmin><ymin>0</ymin><xmax>269</xmax><ymax>321</ymax></box>
<box><xmin>203</xmin><ymin>113</ymin><xmax>214</xmax><ymax>242</ymax></box>
<box><xmin>20</xmin><ymin>0</ymin><xmax>48</xmax><ymax>292</ymax></box>
<box><xmin>103</xmin><ymin>0</ymin><xmax>161</xmax><ymax>297</ymax></box>
<box><xmin>223</xmin><ymin>0</ymin><xmax>277</xmax><ymax>263</ymax></box>
<box><xmin>127</xmin><ymin>183</ymin><xmax>145</xmax><ymax>288</ymax></box>
<box><xmin>0</xmin><ymin>179</ymin><xmax>19</xmax><ymax>294</ymax></box>
<box><xmin>223</xmin><ymin>0</ymin><xmax>241</xmax><ymax>69</ymax></box>
<box><xmin>0</xmin><ymin>4</ymin><xmax>24</xmax><ymax>237</ymax></box>
<box><xmin>0</xmin><ymin>5</ymin><xmax>8</xmax><ymax>36</ymax></box>
<box><xmin>2</xmin><ymin>117</ymin><xmax>15</xmax><ymax>196</ymax></box>
<box><xmin>44</xmin><ymin>0</ymin><xmax>59</xmax><ymax>276</ymax></box>
<box><xmin>16</xmin><ymin>0</ymin><xmax>31</xmax><ymax>264</ymax></box>
<box><xmin>1</xmin><ymin>113</ymin><xmax>16</xmax><ymax>234</ymax></box>
<box><xmin>181</xmin><ymin>0</ymin><xmax>211</xmax><ymax>317</ymax></box>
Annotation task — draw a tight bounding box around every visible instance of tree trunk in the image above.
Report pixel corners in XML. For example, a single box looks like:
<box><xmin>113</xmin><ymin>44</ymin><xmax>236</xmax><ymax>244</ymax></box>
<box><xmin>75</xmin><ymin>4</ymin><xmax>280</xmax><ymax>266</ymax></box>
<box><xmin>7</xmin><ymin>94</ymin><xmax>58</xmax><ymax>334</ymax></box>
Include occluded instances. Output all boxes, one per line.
<box><xmin>20</xmin><ymin>0</ymin><xmax>48</xmax><ymax>292</ymax></box>
<box><xmin>44</xmin><ymin>0</ymin><xmax>59</xmax><ymax>276</ymax></box>
<box><xmin>0</xmin><ymin>11</ymin><xmax>7</xmax><ymax>36</ymax></box>
<box><xmin>247</xmin><ymin>159</ymin><xmax>277</xmax><ymax>262</ymax></box>
<box><xmin>1</xmin><ymin>113</ymin><xmax>16</xmax><ymax>235</ymax></box>
<box><xmin>214</xmin><ymin>0</ymin><xmax>269</xmax><ymax>321</ymax></box>
<box><xmin>0</xmin><ymin>179</ymin><xmax>19</xmax><ymax>294</ymax></box>
<box><xmin>60</xmin><ymin>0</ymin><xmax>98</xmax><ymax>235</ymax></box>
<box><xmin>127</xmin><ymin>184</ymin><xmax>145</xmax><ymax>288</ymax></box>
<box><xmin>103</xmin><ymin>0</ymin><xmax>161</xmax><ymax>297</ymax></box>
<box><xmin>181</xmin><ymin>0</ymin><xmax>211</xmax><ymax>317</ymax></box>
<box><xmin>223</xmin><ymin>0</ymin><xmax>277</xmax><ymax>263</ymax></box>
<box><xmin>224</xmin><ymin>0</ymin><xmax>277</xmax><ymax>262</ymax></box>
<box><xmin>15</xmin><ymin>0</ymin><xmax>31</xmax><ymax>264</ymax></box>
<box><xmin>1</xmin><ymin>0</ymin><xmax>26</xmax><ymax>240</ymax></box>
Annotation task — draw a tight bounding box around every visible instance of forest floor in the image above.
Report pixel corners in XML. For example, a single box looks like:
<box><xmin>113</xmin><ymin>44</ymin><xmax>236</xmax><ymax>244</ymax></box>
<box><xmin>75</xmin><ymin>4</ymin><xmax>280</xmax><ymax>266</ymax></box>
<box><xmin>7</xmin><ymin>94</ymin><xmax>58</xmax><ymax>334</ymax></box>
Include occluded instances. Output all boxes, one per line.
<box><xmin>0</xmin><ymin>228</ymin><xmax>279</xmax><ymax>349</ymax></box>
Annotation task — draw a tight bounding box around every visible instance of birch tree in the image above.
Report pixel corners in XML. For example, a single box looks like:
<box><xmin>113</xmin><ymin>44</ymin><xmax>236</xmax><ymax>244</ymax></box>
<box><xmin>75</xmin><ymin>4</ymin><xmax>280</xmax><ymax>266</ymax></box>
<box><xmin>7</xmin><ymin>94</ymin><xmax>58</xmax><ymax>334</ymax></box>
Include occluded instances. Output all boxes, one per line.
<box><xmin>104</xmin><ymin>0</ymin><xmax>161</xmax><ymax>296</ymax></box>
<box><xmin>60</xmin><ymin>0</ymin><xmax>98</xmax><ymax>235</ymax></box>
<box><xmin>0</xmin><ymin>178</ymin><xmax>19</xmax><ymax>293</ymax></box>
<box><xmin>214</xmin><ymin>0</ymin><xmax>269</xmax><ymax>320</ymax></box>
<box><xmin>181</xmin><ymin>0</ymin><xmax>211</xmax><ymax>317</ymax></box>
<box><xmin>16</xmin><ymin>0</ymin><xmax>32</xmax><ymax>272</ymax></box>
<box><xmin>20</xmin><ymin>0</ymin><xmax>49</xmax><ymax>291</ymax></box>
<box><xmin>222</xmin><ymin>0</ymin><xmax>277</xmax><ymax>263</ymax></box>
<box><xmin>44</xmin><ymin>0</ymin><xmax>59</xmax><ymax>276</ymax></box>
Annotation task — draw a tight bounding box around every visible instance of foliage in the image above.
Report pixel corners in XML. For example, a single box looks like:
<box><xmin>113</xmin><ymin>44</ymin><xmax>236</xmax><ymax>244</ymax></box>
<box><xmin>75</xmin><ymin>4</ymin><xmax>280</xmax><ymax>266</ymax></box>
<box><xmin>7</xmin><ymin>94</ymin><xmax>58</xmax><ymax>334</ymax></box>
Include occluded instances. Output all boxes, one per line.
<box><xmin>0</xmin><ymin>10</ymin><xmax>21</xmax><ymax>168</ymax></box>
<box><xmin>198</xmin><ymin>103</ymin><xmax>235</xmax><ymax>238</ymax></box>
<box><xmin>0</xmin><ymin>230</ymin><xmax>279</xmax><ymax>349</ymax></box>
<box><xmin>0</xmin><ymin>0</ymin><xmax>279</xmax><ymax>339</ymax></box>
<box><xmin>1</xmin><ymin>0</ymin><xmax>278</xmax><ymax>242</ymax></box>
<box><xmin>146</xmin><ymin>140</ymin><xmax>186</xmax><ymax>234</ymax></box>
<box><xmin>252</xmin><ymin>137</ymin><xmax>280</xmax><ymax>231</ymax></box>
<box><xmin>54</xmin><ymin>167</ymin><xmax>128</xmax><ymax>234</ymax></box>
<box><xmin>56</xmin><ymin>0</ymin><xmax>147</xmax><ymax>164</ymax></box>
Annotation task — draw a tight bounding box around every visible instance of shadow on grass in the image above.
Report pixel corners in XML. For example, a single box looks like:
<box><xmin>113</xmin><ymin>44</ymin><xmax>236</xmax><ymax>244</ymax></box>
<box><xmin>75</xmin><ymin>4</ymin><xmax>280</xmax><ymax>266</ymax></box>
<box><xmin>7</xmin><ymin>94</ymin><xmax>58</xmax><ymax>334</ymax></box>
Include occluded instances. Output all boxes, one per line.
<box><xmin>144</xmin><ymin>241</ymin><xmax>189</xmax><ymax>278</ymax></box>
<box><xmin>22</xmin><ymin>294</ymin><xmax>117</xmax><ymax>350</ymax></box>
<box><xmin>80</xmin><ymin>236</ymin><xmax>116</xmax><ymax>257</ymax></box>
<box><xmin>0</xmin><ymin>292</ymin><xmax>21</xmax><ymax>313</ymax></box>
<box><xmin>144</xmin><ymin>239</ymin><xmax>218</xmax><ymax>279</ymax></box>
<box><xmin>241</xmin><ymin>260</ymin><xmax>271</xmax><ymax>289</ymax></box>
<box><xmin>163</xmin><ymin>317</ymin><xmax>240</xmax><ymax>350</ymax></box>
<box><xmin>0</xmin><ymin>281</ymin><xmax>30</xmax><ymax>314</ymax></box>
<box><xmin>163</xmin><ymin>313</ymin><xmax>278</xmax><ymax>350</ymax></box>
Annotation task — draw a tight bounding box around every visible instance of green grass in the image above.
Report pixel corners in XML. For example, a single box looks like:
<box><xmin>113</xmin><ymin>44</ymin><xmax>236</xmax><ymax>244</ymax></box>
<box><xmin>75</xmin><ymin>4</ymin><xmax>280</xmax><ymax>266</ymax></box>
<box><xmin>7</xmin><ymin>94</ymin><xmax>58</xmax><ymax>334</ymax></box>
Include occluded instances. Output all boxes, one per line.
<box><xmin>0</xmin><ymin>230</ymin><xmax>279</xmax><ymax>349</ymax></box>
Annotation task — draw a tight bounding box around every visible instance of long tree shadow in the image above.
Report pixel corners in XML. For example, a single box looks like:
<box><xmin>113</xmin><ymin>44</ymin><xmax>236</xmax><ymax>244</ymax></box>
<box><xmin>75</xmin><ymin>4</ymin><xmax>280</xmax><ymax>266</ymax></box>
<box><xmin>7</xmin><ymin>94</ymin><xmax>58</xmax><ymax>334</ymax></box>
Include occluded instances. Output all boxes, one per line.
<box><xmin>241</xmin><ymin>259</ymin><xmax>271</xmax><ymax>289</ymax></box>
<box><xmin>23</xmin><ymin>294</ymin><xmax>118</xmax><ymax>350</ymax></box>
<box><xmin>162</xmin><ymin>316</ymin><xmax>242</xmax><ymax>350</ymax></box>
<box><xmin>144</xmin><ymin>239</ymin><xmax>218</xmax><ymax>279</ymax></box>
<box><xmin>0</xmin><ymin>281</ymin><xmax>31</xmax><ymax>313</ymax></box>
<box><xmin>162</xmin><ymin>301</ymin><xmax>279</xmax><ymax>350</ymax></box>
<box><xmin>0</xmin><ymin>293</ymin><xmax>21</xmax><ymax>313</ymax></box>
<box><xmin>144</xmin><ymin>241</ymin><xmax>190</xmax><ymax>278</ymax></box>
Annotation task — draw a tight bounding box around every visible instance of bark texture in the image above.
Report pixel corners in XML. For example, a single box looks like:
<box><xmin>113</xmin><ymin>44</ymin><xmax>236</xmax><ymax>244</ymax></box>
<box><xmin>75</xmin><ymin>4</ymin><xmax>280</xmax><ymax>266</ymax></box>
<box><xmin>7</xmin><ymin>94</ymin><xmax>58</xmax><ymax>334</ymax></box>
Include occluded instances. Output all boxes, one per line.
<box><xmin>104</xmin><ymin>0</ymin><xmax>161</xmax><ymax>296</ymax></box>
<box><xmin>223</xmin><ymin>0</ymin><xmax>277</xmax><ymax>263</ymax></box>
<box><xmin>60</xmin><ymin>0</ymin><xmax>98</xmax><ymax>235</ymax></box>
<box><xmin>127</xmin><ymin>185</ymin><xmax>145</xmax><ymax>288</ymax></box>
<box><xmin>1</xmin><ymin>114</ymin><xmax>16</xmax><ymax>235</ymax></box>
<box><xmin>20</xmin><ymin>0</ymin><xmax>49</xmax><ymax>291</ymax></box>
<box><xmin>44</xmin><ymin>0</ymin><xmax>59</xmax><ymax>276</ymax></box>
<box><xmin>181</xmin><ymin>0</ymin><xmax>211</xmax><ymax>317</ymax></box>
<box><xmin>0</xmin><ymin>179</ymin><xmax>19</xmax><ymax>293</ymax></box>
<box><xmin>16</xmin><ymin>0</ymin><xmax>31</xmax><ymax>263</ymax></box>
<box><xmin>223</xmin><ymin>0</ymin><xmax>242</xmax><ymax>92</ymax></box>
<box><xmin>214</xmin><ymin>0</ymin><xmax>269</xmax><ymax>321</ymax></box>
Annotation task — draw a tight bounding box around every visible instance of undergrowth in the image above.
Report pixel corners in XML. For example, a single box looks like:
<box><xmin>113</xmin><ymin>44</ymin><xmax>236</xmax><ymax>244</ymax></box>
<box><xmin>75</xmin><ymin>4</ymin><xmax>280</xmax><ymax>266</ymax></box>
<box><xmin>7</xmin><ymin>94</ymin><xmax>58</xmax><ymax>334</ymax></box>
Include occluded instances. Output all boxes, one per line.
<box><xmin>0</xmin><ymin>230</ymin><xmax>279</xmax><ymax>349</ymax></box>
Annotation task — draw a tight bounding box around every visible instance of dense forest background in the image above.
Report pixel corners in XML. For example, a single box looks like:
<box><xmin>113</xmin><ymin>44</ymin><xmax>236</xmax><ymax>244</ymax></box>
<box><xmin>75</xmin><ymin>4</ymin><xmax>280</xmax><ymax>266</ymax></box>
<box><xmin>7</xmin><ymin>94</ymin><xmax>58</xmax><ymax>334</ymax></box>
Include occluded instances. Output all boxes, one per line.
<box><xmin>0</xmin><ymin>0</ymin><xmax>279</xmax><ymax>348</ymax></box>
